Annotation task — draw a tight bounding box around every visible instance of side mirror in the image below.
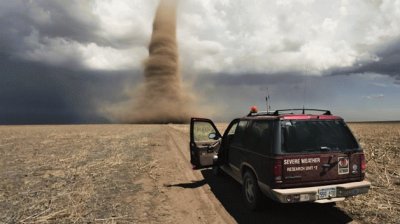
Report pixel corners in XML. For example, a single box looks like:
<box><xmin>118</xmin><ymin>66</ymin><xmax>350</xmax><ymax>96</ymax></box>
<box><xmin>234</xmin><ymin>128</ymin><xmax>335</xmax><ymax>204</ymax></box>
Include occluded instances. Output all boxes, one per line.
<box><xmin>208</xmin><ymin>133</ymin><xmax>217</xmax><ymax>140</ymax></box>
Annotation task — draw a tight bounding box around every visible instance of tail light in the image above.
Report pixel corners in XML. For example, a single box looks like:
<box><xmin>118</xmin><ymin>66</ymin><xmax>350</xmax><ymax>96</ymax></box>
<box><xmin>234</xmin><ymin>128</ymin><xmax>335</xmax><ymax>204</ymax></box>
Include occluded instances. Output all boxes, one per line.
<box><xmin>360</xmin><ymin>154</ymin><xmax>366</xmax><ymax>173</ymax></box>
<box><xmin>273</xmin><ymin>159</ymin><xmax>283</xmax><ymax>183</ymax></box>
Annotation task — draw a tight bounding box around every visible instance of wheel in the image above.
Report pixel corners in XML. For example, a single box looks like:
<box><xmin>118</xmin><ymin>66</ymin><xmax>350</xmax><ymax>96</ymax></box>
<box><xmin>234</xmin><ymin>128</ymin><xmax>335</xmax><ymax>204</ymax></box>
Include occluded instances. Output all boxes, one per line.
<box><xmin>242</xmin><ymin>170</ymin><xmax>263</xmax><ymax>211</ymax></box>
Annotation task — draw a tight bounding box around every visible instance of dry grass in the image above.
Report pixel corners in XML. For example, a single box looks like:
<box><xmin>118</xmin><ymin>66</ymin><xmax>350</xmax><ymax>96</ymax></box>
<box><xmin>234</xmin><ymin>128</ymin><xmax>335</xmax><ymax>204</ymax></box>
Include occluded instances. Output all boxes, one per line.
<box><xmin>339</xmin><ymin>123</ymin><xmax>400</xmax><ymax>224</ymax></box>
<box><xmin>0</xmin><ymin>125</ymin><xmax>162</xmax><ymax>223</ymax></box>
<box><xmin>169</xmin><ymin>123</ymin><xmax>229</xmax><ymax>136</ymax></box>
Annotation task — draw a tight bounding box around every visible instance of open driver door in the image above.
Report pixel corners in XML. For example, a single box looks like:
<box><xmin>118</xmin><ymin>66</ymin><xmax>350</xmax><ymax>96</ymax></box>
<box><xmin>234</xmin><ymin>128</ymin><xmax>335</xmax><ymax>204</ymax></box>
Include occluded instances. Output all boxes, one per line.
<box><xmin>190</xmin><ymin>118</ymin><xmax>222</xmax><ymax>169</ymax></box>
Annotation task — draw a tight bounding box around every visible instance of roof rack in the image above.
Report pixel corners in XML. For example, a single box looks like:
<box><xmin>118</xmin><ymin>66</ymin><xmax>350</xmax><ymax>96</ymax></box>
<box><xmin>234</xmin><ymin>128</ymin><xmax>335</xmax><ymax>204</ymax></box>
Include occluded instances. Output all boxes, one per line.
<box><xmin>248</xmin><ymin>108</ymin><xmax>331</xmax><ymax>116</ymax></box>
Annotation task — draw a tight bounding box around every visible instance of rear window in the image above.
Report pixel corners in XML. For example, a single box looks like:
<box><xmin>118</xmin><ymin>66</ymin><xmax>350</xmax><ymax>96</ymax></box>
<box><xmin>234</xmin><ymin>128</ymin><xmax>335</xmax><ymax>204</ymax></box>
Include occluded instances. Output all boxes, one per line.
<box><xmin>281</xmin><ymin>120</ymin><xmax>359</xmax><ymax>153</ymax></box>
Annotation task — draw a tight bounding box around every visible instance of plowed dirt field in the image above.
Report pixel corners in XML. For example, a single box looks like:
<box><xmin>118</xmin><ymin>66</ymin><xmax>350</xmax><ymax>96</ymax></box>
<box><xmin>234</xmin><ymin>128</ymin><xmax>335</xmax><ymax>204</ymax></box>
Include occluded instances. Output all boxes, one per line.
<box><xmin>0</xmin><ymin>123</ymin><xmax>399</xmax><ymax>223</ymax></box>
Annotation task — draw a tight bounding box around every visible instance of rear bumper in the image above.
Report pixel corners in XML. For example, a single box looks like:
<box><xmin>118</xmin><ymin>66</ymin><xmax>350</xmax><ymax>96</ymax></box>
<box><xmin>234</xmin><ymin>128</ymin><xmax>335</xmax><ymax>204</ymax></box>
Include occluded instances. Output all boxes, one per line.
<box><xmin>268</xmin><ymin>180</ymin><xmax>371</xmax><ymax>203</ymax></box>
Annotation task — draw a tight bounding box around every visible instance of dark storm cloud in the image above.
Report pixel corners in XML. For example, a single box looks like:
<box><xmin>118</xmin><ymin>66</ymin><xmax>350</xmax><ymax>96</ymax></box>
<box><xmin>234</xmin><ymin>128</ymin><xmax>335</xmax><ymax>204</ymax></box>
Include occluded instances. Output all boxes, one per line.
<box><xmin>0</xmin><ymin>53</ymin><xmax>139</xmax><ymax>124</ymax></box>
<box><xmin>0</xmin><ymin>0</ymin><xmax>148</xmax><ymax>124</ymax></box>
<box><xmin>0</xmin><ymin>1</ymin><xmax>101</xmax><ymax>51</ymax></box>
<box><xmin>1</xmin><ymin>0</ymin><xmax>398</xmax><ymax>123</ymax></box>
<box><xmin>196</xmin><ymin>71</ymin><xmax>336</xmax><ymax>106</ymax></box>
<box><xmin>0</xmin><ymin>0</ymin><xmax>143</xmax><ymax>71</ymax></box>
<box><xmin>328</xmin><ymin>39</ymin><xmax>400</xmax><ymax>83</ymax></box>
<box><xmin>28</xmin><ymin>1</ymin><xmax>100</xmax><ymax>43</ymax></box>
<box><xmin>207</xmin><ymin>38</ymin><xmax>400</xmax><ymax>89</ymax></box>
<box><xmin>201</xmin><ymin>72</ymin><xmax>304</xmax><ymax>86</ymax></box>
<box><xmin>0</xmin><ymin>1</ymin><xmax>102</xmax><ymax>72</ymax></box>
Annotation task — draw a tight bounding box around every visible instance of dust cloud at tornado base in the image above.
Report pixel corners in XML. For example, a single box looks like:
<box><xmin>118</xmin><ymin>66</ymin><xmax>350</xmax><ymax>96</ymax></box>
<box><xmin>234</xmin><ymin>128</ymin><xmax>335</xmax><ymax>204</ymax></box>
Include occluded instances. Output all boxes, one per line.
<box><xmin>108</xmin><ymin>0</ymin><xmax>196</xmax><ymax>124</ymax></box>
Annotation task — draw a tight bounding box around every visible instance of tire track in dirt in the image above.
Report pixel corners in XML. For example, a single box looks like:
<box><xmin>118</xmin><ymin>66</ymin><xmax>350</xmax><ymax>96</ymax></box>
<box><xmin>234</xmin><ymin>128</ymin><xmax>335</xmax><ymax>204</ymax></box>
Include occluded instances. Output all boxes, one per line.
<box><xmin>140</xmin><ymin>125</ymin><xmax>231</xmax><ymax>223</ymax></box>
<box><xmin>165</xmin><ymin>126</ymin><xmax>235</xmax><ymax>223</ymax></box>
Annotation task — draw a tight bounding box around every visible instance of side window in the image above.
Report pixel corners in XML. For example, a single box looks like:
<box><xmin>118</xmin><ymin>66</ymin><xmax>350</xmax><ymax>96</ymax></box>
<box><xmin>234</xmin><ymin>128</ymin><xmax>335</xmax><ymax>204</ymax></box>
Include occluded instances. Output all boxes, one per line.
<box><xmin>227</xmin><ymin>122</ymin><xmax>238</xmax><ymax>135</ymax></box>
<box><xmin>231</xmin><ymin>120</ymin><xmax>248</xmax><ymax>147</ymax></box>
<box><xmin>245</xmin><ymin>120</ymin><xmax>273</xmax><ymax>155</ymax></box>
<box><xmin>193</xmin><ymin>122</ymin><xmax>217</xmax><ymax>142</ymax></box>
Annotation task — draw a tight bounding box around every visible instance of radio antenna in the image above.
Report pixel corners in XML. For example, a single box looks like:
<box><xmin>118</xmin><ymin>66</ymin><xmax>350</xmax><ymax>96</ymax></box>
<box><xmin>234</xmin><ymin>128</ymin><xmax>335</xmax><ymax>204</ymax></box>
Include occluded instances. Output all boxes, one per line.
<box><xmin>302</xmin><ymin>63</ymin><xmax>309</xmax><ymax>112</ymax></box>
<box><xmin>302</xmin><ymin>79</ymin><xmax>306</xmax><ymax>114</ymax></box>
<box><xmin>265</xmin><ymin>87</ymin><xmax>271</xmax><ymax>112</ymax></box>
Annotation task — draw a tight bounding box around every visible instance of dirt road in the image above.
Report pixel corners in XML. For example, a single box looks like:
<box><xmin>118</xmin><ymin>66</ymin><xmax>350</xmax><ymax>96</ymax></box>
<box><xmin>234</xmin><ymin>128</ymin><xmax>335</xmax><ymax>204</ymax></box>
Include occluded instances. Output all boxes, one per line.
<box><xmin>147</xmin><ymin>125</ymin><xmax>234</xmax><ymax>224</ymax></box>
<box><xmin>2</xmin><ymin>124</ymin><xmax>397</xmax><ymax>223</ymax></box>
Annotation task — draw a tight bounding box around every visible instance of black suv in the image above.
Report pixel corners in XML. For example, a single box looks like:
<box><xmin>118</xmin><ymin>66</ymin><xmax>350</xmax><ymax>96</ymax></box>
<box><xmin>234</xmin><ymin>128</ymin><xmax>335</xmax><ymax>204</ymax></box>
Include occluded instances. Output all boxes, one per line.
<box><xmin>189</xmin><ymin>109</ymin><xmax>370</xmax><ymax>210</ymax></box>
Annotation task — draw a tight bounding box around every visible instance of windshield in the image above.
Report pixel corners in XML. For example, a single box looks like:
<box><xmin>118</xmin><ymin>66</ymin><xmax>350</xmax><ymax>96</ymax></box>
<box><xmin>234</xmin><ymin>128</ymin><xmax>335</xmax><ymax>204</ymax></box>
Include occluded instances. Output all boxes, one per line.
<box><xmin>281</xmin><ymin>120</ymin><xmax>359</xmax><ymax>153</ymax></box>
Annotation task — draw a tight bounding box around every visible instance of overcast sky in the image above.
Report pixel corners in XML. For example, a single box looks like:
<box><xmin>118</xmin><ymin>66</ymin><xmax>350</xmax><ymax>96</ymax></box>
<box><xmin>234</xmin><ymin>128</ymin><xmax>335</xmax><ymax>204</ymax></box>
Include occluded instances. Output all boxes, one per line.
<box><xmin>1</xmin><ymin>0</ymin><xmax>400</xmax><ymax>123</ymax></box>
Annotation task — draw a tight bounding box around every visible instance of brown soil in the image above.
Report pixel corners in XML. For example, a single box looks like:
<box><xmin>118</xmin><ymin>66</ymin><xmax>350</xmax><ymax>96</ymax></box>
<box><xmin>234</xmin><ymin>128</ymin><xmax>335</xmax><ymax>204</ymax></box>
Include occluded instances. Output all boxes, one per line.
<box><xmin>0</xmin><ymin>123</ymin><xmax>399</xmax><ymax>223</ymax></box>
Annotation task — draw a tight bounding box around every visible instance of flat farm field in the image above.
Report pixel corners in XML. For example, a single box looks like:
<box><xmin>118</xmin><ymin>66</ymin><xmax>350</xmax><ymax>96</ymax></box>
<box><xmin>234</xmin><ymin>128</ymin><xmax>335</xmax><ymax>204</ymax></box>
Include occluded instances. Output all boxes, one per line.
<box><xmin>0</xmin><ymin>123</ymin><xmax>399</xmax><ymax>223</ymax></box>
<box><xmin>343</xmin><ymin>123</ymin><xmax>400</xmax><ymax>223</ymax></box>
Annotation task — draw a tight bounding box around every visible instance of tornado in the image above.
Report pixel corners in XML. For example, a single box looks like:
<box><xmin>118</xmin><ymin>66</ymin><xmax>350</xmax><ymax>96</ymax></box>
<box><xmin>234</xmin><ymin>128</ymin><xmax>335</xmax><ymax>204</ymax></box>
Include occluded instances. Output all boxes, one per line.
<box><xmin>126</xmin><ymin>0</ymin><xmax>192</xmax><ymax>123</ymax></box>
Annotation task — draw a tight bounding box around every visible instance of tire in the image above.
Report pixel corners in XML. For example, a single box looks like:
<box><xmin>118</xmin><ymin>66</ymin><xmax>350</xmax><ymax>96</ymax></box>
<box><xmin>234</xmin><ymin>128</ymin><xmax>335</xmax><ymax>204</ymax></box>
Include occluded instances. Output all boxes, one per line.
<box><xmin>242</xmin><ymin>170</ymin><xmax>263</xmax><ymax>211</ymax></box>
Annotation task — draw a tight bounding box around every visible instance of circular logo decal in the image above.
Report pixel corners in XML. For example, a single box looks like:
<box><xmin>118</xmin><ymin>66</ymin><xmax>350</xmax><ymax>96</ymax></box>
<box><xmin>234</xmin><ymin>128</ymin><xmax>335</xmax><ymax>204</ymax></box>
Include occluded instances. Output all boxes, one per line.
<box><xmin>339</xmin><ymin>158</ymin><xmax>349</xmax><ymax>167</ymax></box>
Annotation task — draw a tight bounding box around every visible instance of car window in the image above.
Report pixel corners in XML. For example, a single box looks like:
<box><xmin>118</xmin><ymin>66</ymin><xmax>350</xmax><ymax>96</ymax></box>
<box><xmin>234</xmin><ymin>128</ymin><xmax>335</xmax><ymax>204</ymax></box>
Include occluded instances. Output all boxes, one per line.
<box><xmin>193</xmin><ymin>121</ymin><xmax>218</xmax><ymax>142</ymax></box>
<box><xmin>227</xmin><ymin>122</ymin><xmax>238</xmax><ymax>135</ymax></box>
<box><xmin>231</xmin><ymin>120</ymin><xmax>248</xmax><ymax>147</ymax></box>
<box><xmin>245</xmin><ymin>120</ymin><xmax>273</xmax><ymax>155</ymax></box>
<box><xmin>281</xmin><ymin>120</ymin><xmax>359</xmax><ymax>153</ymax></box>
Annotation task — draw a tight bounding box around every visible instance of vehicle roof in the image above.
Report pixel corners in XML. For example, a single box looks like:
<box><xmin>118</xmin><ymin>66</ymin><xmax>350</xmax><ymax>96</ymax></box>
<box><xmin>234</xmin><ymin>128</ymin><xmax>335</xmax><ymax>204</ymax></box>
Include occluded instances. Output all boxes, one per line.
<box><xmin>242</xmin><ymin>109</ymin><xmax>343</xmax><ymax>121</ymax></box>
<box><xmin>243</xmin><ymin>114</ymin><xmax>342</xmax><ymax>120</ymax></box>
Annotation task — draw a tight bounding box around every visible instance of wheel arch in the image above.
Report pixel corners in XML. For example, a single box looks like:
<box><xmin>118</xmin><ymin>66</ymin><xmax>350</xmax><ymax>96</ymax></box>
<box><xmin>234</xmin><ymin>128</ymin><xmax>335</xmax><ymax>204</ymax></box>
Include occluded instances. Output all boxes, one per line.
<box><xmin>240</xmin><ymin>162</ymin><xmax>259</xmax><ymax>181</ymax></box>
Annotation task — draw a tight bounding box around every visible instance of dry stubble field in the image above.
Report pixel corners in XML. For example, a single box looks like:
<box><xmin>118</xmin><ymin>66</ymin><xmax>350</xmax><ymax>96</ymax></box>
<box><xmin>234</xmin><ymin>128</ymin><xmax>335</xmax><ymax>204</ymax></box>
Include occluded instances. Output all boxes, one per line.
<box><xmin>342</xmin><ymin>123</ymin><xmax>400</xmax><ymax>223</ymax></box>
<box><xmin>0</xmin><ymin>123</ymin><xmax>399</xmax><ymax>223</ymax></box>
